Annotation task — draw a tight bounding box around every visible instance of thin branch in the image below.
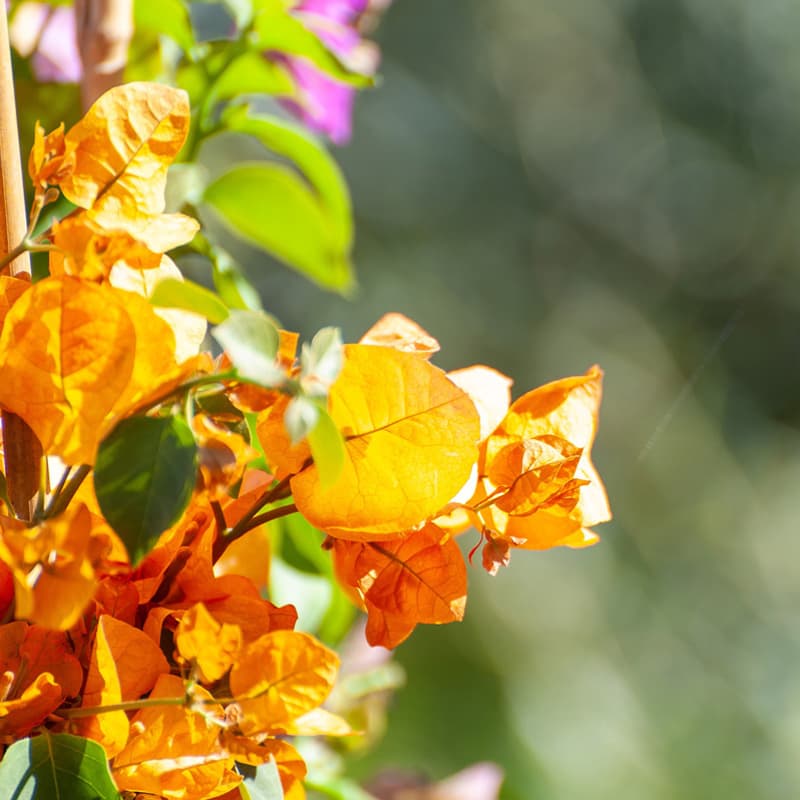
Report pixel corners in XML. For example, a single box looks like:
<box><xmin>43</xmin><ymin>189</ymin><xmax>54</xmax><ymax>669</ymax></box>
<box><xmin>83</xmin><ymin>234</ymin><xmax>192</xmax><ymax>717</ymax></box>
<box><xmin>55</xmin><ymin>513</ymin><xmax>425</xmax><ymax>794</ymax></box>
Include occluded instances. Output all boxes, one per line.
<box><xmin>42</xmin><ymin>464</ymin><xmax>91</xmax><ymax>519</ymax></box>
<box><xmin>57</xmin><ymin>694</ymin><xmax>187</xmax><ymax>719</ymax></box>
<box><xmin>212</xmin><ymin>500</ymin><xmax>297</xmax><ymax>563</ymax></box>
<box><xmin>242</xmin><ymin>502</ymin><xmax>298</xmax><ymax>534</ymax></box>
<box><xmin>40</xmin><ymin>465</ymin><xmax>73</xmax><ymax>519</ymax></box>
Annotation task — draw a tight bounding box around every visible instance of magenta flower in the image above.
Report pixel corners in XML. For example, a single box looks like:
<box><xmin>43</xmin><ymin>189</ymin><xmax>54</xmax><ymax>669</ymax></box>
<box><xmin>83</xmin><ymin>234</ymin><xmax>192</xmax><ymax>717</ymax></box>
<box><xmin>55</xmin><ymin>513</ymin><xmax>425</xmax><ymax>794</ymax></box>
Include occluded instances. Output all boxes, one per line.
<box><xmin>9</xmin><ymin>2</ymin><xmax>82</xmax><ymax>83</ymax></box>
<box><xmin>277</xmin><ymin>0</ymin><xmax>389</xmax><ymax>144</ymax></box>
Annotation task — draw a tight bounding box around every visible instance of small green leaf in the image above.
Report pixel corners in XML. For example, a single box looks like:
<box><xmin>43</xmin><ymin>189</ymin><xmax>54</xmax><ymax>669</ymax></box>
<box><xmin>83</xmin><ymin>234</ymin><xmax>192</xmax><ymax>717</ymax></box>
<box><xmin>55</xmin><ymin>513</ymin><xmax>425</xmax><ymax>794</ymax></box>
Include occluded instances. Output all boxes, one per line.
<box><xmin>212</xmin><ymin>309</ymin><xmax>282</xmax><ymax>385</ymax></box>
<box><xmin>244</xmin><ymin>411</ymin><xmax>270</xmax><ymax>471</ymax></box>
<box><xmin>211</xmin><ymin>247</ymin><xmax>263</xmax><ymax>311</ymax></box>
<box><xmin>134</xmin><ymin>0</ymin><xmax>196</xmax><ymax>54</ymax></box>
<box><xmin>301</xmin><ymin>327</ymin><xmax>343</xmax><ymax>394</ymax></box>
<box><xmin>175</xmin><ymin>61</ymin><xmax>210</xmax><ymax>106</ymax></box>
<box><xmin>203</xmin><ymin>163</ymin><xmax>353</xmax><ymax>291</ymax></box>
<box><xmin>284</xmin><ymin>395</ymin><xmax>320</xmax><ymax>444</ymax></box>
<box><xmin>240</xmin><ymin>759</ymin><xmax>285</xmax><ymax>800</ymax></box>
<box><xmin>150</xmin><ymin>277</ymin><xmax>230</xmax><ymax>324</ymax></box>
<box><xmin>307</xmin><ymin>406</ymin><xmax>345</xmax><ymax>487</ymax></box>
<box><xmin>0</xmin><ymin>732</ymin><xmax>121</xmax><ymax>800</ymax></box>
<box><xmin>94</xmin><ymin>416</ymin><xmax>198</xmax><ymax>564</ymax></box>
<box><xmin>253</xmin><ymin>9</ymin><xmax>373</xmax><ymax>88</ymax></box>
<box><xmin>221</xmin><ymin>108</ymin><xmax>353</xmax><ymax>250</ymax></box>
<box><xmin>209</xmin><ymin>51</ymin><xmax>294</xmax><ymax>105</ymax></box>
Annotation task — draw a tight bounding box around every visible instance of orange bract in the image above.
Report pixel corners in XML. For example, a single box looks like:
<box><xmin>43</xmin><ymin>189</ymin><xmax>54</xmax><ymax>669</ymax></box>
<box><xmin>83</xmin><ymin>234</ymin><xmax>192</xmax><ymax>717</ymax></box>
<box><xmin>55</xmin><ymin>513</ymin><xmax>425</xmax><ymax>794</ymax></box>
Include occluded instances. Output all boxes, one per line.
<box><xmin>112</xmin><ymin>674</ymin><xmax>240</xmax><ymax>800</ymax></box>
<box><xmin>0</xmin><ymin>504</ymin><xmax>102</xmax><ymax>630</ymax></box>
<box><xmin>0</xmin><ymin>622</ymin><xmax>81</xmax><ymax>738</ymax></box>
<box><xmin>229</xmin><ymin>629</ymin><xmax>339</xmax><ymax>735</ymax></box>
<box><xmin>478</xmin><ymin>365</ymin><xmax>612</xmax><ymax>551</ymax></box>
<box><xmin>286</xmin><ymin>344</ymin><xmax>480</xmax><ymax>538</ymax></box>
<box><xmin>332</xmin><ymin>522</ymin><xmax>467</xmax><ymax>648</ymax></box>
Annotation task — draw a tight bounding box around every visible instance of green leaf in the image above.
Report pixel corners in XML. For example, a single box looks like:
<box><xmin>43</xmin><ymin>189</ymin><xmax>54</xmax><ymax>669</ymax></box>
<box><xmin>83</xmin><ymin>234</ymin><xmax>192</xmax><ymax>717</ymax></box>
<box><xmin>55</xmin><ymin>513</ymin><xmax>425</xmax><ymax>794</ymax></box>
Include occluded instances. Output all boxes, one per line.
<box><xmin>253</xmin><ymin>9</ymin><xmax>373</xmax><ymax>88</ymax></box>
<box><xmin>150</xmin><ymin>277</ymin><xmax>230</xmax><ymax>324</ymax></box>
<box><xmin>209</xmin><ymin>51</ymin><xmax>294</xmax><ymax>105</ymax></box>
<box><xmin>240</xmin><ymin>760</ymin><xmax>285</xmax><ymax>800</ymax></box>
<box><xmin>175</xmin><ymin>61</ymin><xmax>210</xmax><ymax>106</ymax></box>
<box><xmin>211</xmin><ymin>246</ymin><xmax>263</xmax><ymax>311</ymax></box>
<box><xmin>0</xmin><ymin>732</ymin><xmax>121</xmax><ymax>800</ymax></box>
<box><xmin>203</xmin><ymin>163</ymin><xmax>353</xmax><ymax>291</ymax></box>
<box><xmin>284</xmin><ymin>395</ymin><xmax>320</xmax><ymax>444</ymax></box>
<box><xmin>244</xmin><ymin>411</ymin><xmax>270</xmax><ymax>471</ymax></box>
<box><xmin>94</xmin><ymin>416</ymin><xmax>198</xmax><ymax>564</ymax></box>
<box><xmin>307</xmin><ymin>406</ymin><xmax>345</xmax><ymax>487</ymax></box>
<box><xmin>221</xmin><ymin>108</ymin><xmax>353</xmax><ymax>250</ymax></box>
<box><xmin>306</xmin><ymin>777</ymin><xmax>378</xmax><ymax>800</ymax></box>
<box><xmin>134</xmin><ymin>0</ymin><xmax>196</xmax><ymax>54</ymax></box>
<box><xmin>212</xmin><ymin>309</ymin><xmax>282</xmax><ymax>385</ymax></box>
<box><xmin>301</xmin><ymin>327</ymin><xmax>343</xmax><ymax>394</ymax></box>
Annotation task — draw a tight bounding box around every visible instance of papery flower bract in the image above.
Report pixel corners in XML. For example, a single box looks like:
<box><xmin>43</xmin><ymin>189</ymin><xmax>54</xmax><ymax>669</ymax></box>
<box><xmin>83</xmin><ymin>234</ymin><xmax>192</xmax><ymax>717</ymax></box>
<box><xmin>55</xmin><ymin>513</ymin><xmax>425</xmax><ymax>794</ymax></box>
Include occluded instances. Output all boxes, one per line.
<box><xmin>478</xmin><ymin>366</ymin><xmax>612</xmax><ymax>552</ymax></box>
<box><xmin>275</xmin><ymin>0</ymin><xmax>388</xmax><ymax>144</ymax></box>
<box><xmin>0</xmin><ymin>622</ymin><xmax>82</xmax><ymax>739</ymax></box>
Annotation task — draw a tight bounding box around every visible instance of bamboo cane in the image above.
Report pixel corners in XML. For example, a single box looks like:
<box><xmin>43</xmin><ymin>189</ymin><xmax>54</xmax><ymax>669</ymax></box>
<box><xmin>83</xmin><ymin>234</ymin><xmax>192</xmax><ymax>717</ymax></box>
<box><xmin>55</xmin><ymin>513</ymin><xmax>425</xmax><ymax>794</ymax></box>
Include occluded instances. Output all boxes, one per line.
<box><xmin>0</xmin><ymin>4</ymin><xmax>42</xmax><ymax>520</ymax></box>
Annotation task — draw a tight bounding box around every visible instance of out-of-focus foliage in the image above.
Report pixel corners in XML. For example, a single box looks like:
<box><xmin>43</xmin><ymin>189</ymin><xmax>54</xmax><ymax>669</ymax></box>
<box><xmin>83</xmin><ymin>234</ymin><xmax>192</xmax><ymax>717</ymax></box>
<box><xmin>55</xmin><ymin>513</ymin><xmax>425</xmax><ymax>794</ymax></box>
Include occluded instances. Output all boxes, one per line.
<box><xmin>202</xmin><ymin>1</ymin><xmax>800</xmax><ymax>798</ymax></box>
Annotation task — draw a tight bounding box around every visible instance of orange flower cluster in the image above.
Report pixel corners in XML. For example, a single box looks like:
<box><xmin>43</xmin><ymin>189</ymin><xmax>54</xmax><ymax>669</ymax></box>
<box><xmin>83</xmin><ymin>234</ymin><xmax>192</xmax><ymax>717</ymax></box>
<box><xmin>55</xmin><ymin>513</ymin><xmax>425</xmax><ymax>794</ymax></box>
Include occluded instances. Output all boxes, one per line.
<box><xmin>0</xmin><ymin>82</ymin><xmax>611</xmax><ymax>797</ymax></box>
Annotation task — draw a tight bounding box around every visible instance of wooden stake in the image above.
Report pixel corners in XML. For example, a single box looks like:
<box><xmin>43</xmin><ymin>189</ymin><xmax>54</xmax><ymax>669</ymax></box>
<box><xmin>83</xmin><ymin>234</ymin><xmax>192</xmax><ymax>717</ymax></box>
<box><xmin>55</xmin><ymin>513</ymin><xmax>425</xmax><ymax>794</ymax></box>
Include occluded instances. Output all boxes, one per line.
<box><xmin>0</xmin><ymin>4</ymin><xmax>42</xmax><ymax>520</ymax></box>
<box><xmin>75</xmin><ymin>0</ymin><xmax>133</xmax><ymax>111</ymax></box>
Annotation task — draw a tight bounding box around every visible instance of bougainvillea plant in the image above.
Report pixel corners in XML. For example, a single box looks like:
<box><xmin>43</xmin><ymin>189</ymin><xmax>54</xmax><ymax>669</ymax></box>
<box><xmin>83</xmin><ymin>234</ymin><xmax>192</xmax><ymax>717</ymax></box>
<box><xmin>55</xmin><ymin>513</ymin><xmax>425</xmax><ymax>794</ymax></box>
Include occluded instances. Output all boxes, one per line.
<box><xmin>0</xmin><ymin>1</ymin><xmax>611</xmax><ymax>798</ymax></box>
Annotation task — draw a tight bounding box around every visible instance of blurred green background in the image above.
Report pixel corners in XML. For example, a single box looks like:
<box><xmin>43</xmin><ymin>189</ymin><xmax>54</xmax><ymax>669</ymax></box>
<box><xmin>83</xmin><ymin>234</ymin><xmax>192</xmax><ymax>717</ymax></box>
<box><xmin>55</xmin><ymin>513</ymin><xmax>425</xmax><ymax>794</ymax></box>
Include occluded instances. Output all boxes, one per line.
<box><xmin>226</xmin><ymin>1</ymin><xmax>800</xmax><ymax>797</ymax></box>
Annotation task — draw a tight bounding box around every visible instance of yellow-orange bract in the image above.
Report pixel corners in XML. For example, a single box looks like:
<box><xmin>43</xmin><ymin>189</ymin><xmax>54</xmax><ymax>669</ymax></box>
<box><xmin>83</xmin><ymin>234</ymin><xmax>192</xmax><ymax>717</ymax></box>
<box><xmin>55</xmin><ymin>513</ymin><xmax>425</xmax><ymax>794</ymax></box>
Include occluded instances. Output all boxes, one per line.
<box><xmin>57</xmin><ymin>83</ymin><xmax>193</xmax><ymax>235</ymax></box>
<box><xmin>273</xmin><ymin>344</ymin><xmax>481</xmax><ymax>538</ymax></box>
<box><xmin>29</xmin><ymin>82</ymin><xmax>198</xmax><ymax>281</ymax></box>
<box><xmin>0</xmin><ymin>277</ymin><xmax>186</xmax><ymax>464</ymax></box>
<box><xmin>174</xmin><ymin>602</ymin><xmax>243</xmax><ymax>684</ymax></box>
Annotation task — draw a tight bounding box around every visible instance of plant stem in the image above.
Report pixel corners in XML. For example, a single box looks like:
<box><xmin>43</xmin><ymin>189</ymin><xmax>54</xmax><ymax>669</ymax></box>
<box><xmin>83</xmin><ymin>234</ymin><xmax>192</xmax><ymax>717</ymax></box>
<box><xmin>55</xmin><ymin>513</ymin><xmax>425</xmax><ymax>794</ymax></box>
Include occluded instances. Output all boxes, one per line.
<box><xmin>211</xmin><ymin>487</ymin><xmax>296</xmax><ymax>563</ymax></box>
<box><xmin>130</xmin><ymin>369</ymin><xmax>239</xmax><ymax>417</ymax></box>
<box><xmin>43</xmin><ymin>464</ymin><xmax>91</xmax><ymax>519</ymax></box>
<box><xmin>57</xmin><ymin>694</ymin><xmax>187</xmax><ymax>719</ymax></box>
